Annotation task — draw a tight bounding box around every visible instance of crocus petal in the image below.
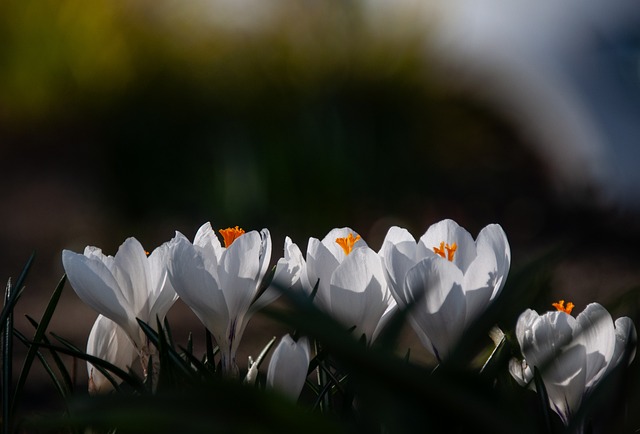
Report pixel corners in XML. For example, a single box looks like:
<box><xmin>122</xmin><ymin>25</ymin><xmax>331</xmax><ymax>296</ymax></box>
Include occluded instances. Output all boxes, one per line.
<box><xmin>218</xmin><ymin>230</ymin><xmax>264</xmax><ymax>323</ymax></box>
<box><xmin>87</xmin><ymin>315</ymin><xmax>137</xmax><ymax>394</ymax></box>
<box><xmin>256</xmin><ymin>229</ymin><xmax>273</xmax><ymax>287</ymax></box>
<box><xmin>379</xmin><ymin>226</ymin><xmax>418</xmax><ymax>297</ymax></box>
<box><xmin>519</xmin><ymin>310</ymin><xmax>586</xmax><ymax>424</ymax></box>
<box><xmin>145</xmin><ymin>237</ymin><xmax>179</xmax><ymax>322</ymax></box>
<box><xmin>111</xmin><ymin>238</ymin><xmax>152</xmax><ymax>317</ymax></box>
<box><xmin>509</xmin><ymin>357</ymin><xmax>534</xmax><ymax>387</ymax></box>
<box><xmin>329</xmin><ymin>248</ymin><xmax>390</xmax><ymax>342</ymax></box>
<box><xmin>168</xmin><ymin>235</ymin><xmax>229</xmax><ymax>345</ymax></box>
<box><xmin>62</xmin><ymin>250</ymin><xmax>139</xmax><ymax>343</ymax></box>
<box><xmin>305</xmin><ymin>238</ymin><xmax>339</xmax><ymax>310</ymax></box>
<box><xmin>320</xmin><ymin>227</ymin><xmax>367</xmax><ymax>260</ymax></box>
<box><xmin>250</xmin><ymin>237</ymin><xmax>303</xmax><ymax>316</ymax></box>
<box><xmin>543</xmin><ymin>344</ymin><xmax>587</xmax><ymax>425</ymax></box>
<box><xmin>475</xmin><ymin>224</ymin><xmax>511</xmax><ymax>298</ymax></box>
<box><xmin>404</xmin><ymin>258</ymin><xmax>465</xmax><ymax>360</ymax></box>
<box><xmin>417</xmin><ymin>219</ymin><xmax>477</xmax><ymax>273</ymax></box>
<box><xmin>193</xmin><ymin>221</ymin><xmax>223</xmax><ymax>255</ymax></box>
<box><xmin>462</xmin><ymin>253</ymin><xmax>498</xmax><ymax>322</ymax></box>
<box><xmin>609</xmin><ymin>316</ymin><xmax>637</xmax><ymax>371</ymax></box>
<box><xmin>267</xmin><ymin>335</ymin><xmax>311</xmax><ymax>401</ymax></box>
<box><xmin>371</xmin><ymin>300</ymin><xmax>398</xmax><ymax>342</ymax></box>
<box><xmin>576</xmin><ymin>303</ymin><xmax>615</xmax><ymax>388</ymax></box>
<box><xmin>518</xmin><ymin>310</ymin><xmax>578</xmax><ymax>376</ymax></box>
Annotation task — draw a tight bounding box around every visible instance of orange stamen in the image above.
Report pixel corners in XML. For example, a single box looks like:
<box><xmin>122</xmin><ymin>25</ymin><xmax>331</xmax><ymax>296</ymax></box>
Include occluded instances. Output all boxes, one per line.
<box><xmin>219</xmin><ymin>226</ymin><xmax>245</xmax><ymax>248</ymax></box>
<box><xmin>336</xmin><ymin>233</ymin><xmax>361</xmax><ymax>256</ymax></box>
<box><xmin>552</xmin><ymin>300</ymin><xmax>575</xmax><ymax>315</ymax></box>
<box><xmin>433</xmin><ymin>242</ymin><xmax>457</xmax><ymax>261</ymax></box>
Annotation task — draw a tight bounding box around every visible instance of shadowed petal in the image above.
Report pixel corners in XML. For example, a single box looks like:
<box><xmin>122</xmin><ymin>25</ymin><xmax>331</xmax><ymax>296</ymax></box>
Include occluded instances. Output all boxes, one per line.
<box><xmin>576</xmin><ymin>303</ymin><xmax>615</xmax><ymax>387</ymax></box>
<box><xmin>475</xmin><ymin>224</ymin><xmax>511</xmax><ymax>298</ymax></box>
<box><xmin>379</xmin><ymin>226</ymin><xmax>418</xmax><ymax>298</ymax></box>
<box><xmin>267</xmin><ymin>335</ymin><xmax>311</xmax><ymax>400</ymax></box>
<box><xmin>87</xmin><ymin>315</ymin><xmax>137</xmax><ymax>395</ymax></box>
<box><xmin>404</xmin><ymin>258</ymin><xmax>465</xmax><ymax>360</ymax></box>
<box><xmin>250</xmin><ymin>237</ymin><xmax>303</xmax><ymax>316</ymax></box>
<box><xmin>329</xmin><ymin>248</ymin><xmax>390</xmax><ymax>342</ymax></box>
<box><xmin>305</xmin><ymin>238</ymin><xmax>339</xmax><ymax>310</ymax></box>
<box><xmin>145</xmin><ymin>236</ymin><xmax>179</xmax><ymax>322</ymax></box>
<box><xmin>608</xmin><ymin>316</ymin><xmax>637</xmax><ymax>373</ymax></box>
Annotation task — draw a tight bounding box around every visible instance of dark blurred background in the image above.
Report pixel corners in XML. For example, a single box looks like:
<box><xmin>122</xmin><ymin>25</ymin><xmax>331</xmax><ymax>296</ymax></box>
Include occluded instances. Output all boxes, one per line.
<box><xmin>2</xmin><ymin>0</ymin><xmax>640</xmax><ymax>409</ymax></box>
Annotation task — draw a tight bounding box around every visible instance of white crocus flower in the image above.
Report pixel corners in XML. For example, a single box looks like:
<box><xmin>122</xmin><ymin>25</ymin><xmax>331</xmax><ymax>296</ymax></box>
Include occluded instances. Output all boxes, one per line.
<box><xmin>509</xmin><ymin>301</ymin><xmax>637</xmax><ymax>426</ymax></box>
<box><xmin>87</xmin><ymin>315</ymin><xmax>137</xmax><ymax>394</ymax></box>
<box><xmin>266</xmin><ymin>334</ymin><xmax>311</xmax><ymax>401</ymax></box>
<box><xmin>296</xmin><ymin>228</ymin><xmax>397</xmax><ymax>344</ymax></box>
<box><xmin>168</xmin><ymin>223</ymin><xmax>280</xmax><ymax>377</ymax></box>
<box><xmin>379</xmin><ymin>219</ymin><xmax>511</xmax><ymax>361</ymax></box>
<box><xmin>62</xmin><ymin>236</ymin><xmax>179</xmax><ymax>376</ymax></box>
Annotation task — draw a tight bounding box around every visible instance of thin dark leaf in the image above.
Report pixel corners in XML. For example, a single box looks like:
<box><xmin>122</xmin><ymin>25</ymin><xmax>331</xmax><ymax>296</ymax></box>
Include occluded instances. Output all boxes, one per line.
<box><xmin>163</xmin><ymin>316</ymin><xmax>175</xmax><ymax>350</ymax></box>
<box><xmin>24</xmin><ymin>315</ymin><xmax>73</xmax><ymax>395</ymax></box>
<box><xmin>13</xmin><ymin>275</ymin><xmax>67</xmax><ymax>413</ymax></box>
<box><xmin>3</xmin><ymin>278</ymin><xmax>14</xmax><ymax>434</ymax></box>
<box><xmin>13</xmin><ymin>329</ymin><xmax>68</xmax><ymax>402</ymax></box>
<box><xmin>205</xmin><ymin>328</ymin><xmax>216</xmax><ymax>372</ymax></box>
<box><xmin>48</xmin><ymin>332</ymin><xmax>144</xmax><ymax>391</ymax></box>
<box><xmin>0</xmin><ymin>252</ymin><xmax>35</xmax><ymax>328</ymax></box>
<box><xmin>136</xmin><ymin>318</ymin><xmax>196</xmax><ymax>382</ymax></box>
<box><xmin>178</xmin><ymin>345</ymin><xmax>215</xmax><ymax>381</ymax></box>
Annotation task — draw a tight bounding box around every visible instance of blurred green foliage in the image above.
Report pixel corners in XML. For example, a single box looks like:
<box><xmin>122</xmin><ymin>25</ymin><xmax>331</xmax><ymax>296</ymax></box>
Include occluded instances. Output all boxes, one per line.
<box><xmin>0</xmin><ymin>0</ymin><xmax>557</xmax><ymax>245</ymax></box>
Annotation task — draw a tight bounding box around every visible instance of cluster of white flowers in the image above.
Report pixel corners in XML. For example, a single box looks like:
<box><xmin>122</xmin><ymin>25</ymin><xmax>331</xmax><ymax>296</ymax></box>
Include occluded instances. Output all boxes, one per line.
<box><xmin>61</xmin><ymin>218</ymin><xmax>636</xmax><ymax>426</ymax></box>
<box><xmin>509</xmin><ymin>302</ymin><xmax>637</xmax><ymax>425</ymax></box>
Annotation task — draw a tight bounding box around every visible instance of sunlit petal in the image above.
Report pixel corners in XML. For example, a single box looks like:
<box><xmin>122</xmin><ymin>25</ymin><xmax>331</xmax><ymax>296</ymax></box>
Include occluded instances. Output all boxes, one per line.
<box><xmin>417</xmin><ymin>219</ymin><xmax>476</xmax><ymax>272</ymax></box>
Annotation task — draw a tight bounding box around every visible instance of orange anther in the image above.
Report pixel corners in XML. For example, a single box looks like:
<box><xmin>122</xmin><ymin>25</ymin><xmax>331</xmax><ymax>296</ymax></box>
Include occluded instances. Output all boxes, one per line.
<box><xmin>219</xmin><ymin>226</ymin><xmax>245</xmax><ymax>248</ymax></box>
<box><xmin>336</xmin><ymin>233</ymin><xmax>361</xmax><ymax>256</ymax></box>
<box><xmin>552</xmin><ymin>300</ymin><xmax>575</xmax><ymax>315</ymax></box>
<box><xmin>433</xmin><ymin>242</ymin><xmax>457</xmax><ymax>261</ymax></box>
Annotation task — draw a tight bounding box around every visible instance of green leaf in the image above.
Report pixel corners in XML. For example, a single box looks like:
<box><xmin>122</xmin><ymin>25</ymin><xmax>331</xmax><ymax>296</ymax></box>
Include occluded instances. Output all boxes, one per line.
<box><xmin>3</xmin><ymin>277</ymin><xmax>15</xmax><ymax>434</ymax></box>
<box><xmin>13</xmin><ymin>329</ymin><xmax>69</xmax><ymax>402</ymax></box>
<box><xmin>48</xmin><ymin>332</ymin><xmax>144</xmax><ymax>392</ymax></box>
<box><xmin>24</xmin><ymin>315</ymin><xmax>73</xmax><ymax>395</ymax></box>
<box><xmin>12</xmin><ymin>275</ymin><xmax>67</xmax><ymax>414</ymax></box>
<box><xmin>0</xmin><ymin>252</ymin><xmax>35</xmax><ymax>330</ymax></box>
<box><xmin>136</xmin><ymin>318</ymin><xmax>197</xmax><ymax>385</ymax></box>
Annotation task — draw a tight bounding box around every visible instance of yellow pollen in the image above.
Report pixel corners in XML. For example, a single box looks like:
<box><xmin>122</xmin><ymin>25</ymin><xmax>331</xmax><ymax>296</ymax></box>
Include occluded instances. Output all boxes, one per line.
<box><xmin>433</xmin><ymin>242</ymin><xmax>457</xmax><ymax>261</ymax></box>
<box><xmin>552</xmin><ymin>300</ymin><xmax>575</xmax><ymax>315</ymax></box>
<box><xmin>336</xmin><ymin>233</ymin><xmax>361</xmax><ymax>256</ymax></box>
<box><xmin>219</xmin><ymin>226</ymin><xmax>245</xmax><ymax>248</ymax></box>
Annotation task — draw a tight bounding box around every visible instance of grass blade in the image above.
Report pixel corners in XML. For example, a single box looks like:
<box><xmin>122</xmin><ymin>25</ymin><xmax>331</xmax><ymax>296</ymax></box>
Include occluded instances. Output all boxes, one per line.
<box><xmin>48</xmin><ymin>333</ymin><xmax>144</xmax><ymax>392</ymax></box>
<box><xmin>12</xmin><ymin>275</ymin><xmax>67</xmax><ymax>414</ymax></box>
<box><xmin>24</xmin><ymin>315</ymin><xmax>73</xmax><ymax>395</ymax></box>
<box><xmin>0</xmin><ymin>253</ymin><xmax>35</xmax><ymax>329</ymax></box>
<box><xmin>13</xmin><ymin>329</ymin><xmax>69</xmax><ymax>402</ymax></box>
<box><xmin>136</xmin><ymin>318</ymin><xmax>196</xmax><ymax>382</ymax></box>
<box><xmin>3</xmin><ymin>279</ymin><xmax>14</xmax><ymax>434</ymax></box>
